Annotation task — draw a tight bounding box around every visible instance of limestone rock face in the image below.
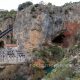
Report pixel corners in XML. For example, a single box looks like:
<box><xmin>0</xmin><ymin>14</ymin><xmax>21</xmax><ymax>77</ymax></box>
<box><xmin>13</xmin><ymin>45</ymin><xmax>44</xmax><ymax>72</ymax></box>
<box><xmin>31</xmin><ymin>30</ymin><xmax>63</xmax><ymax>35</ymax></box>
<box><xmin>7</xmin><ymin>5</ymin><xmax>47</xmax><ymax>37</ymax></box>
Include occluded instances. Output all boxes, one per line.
<box><xmin>14</xmin><ymin>5</ymin><xmax>64</xmax><ymax>52</ymax></box>
<box><xmin>14</xmin><ymin>3</ymin><xmax>80</xmax><ymax>52</ymax></box>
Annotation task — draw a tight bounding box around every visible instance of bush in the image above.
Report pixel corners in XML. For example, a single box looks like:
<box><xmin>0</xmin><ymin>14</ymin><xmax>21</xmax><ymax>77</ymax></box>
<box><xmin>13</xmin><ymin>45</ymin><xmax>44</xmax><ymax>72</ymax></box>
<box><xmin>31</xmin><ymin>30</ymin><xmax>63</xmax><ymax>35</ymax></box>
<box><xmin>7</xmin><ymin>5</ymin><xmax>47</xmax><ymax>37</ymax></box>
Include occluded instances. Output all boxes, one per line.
<box><xmin>34</xmin><ymin>4</ymin><xmax>40</xmax><ymax>7</ymax></box>
<box><xmin>75</xmin><ymin>32</ymin><xmax>80</xmax><ymax>42</ymax></box>
<box><xmin>64</xmin><ymin>9</ymin><xmax>68</xmax><ymax>14</ymax></box>
<box><xmin>34</xmin><ymin>45</ymin><xmax>65</xmax><ymax>62</ymax></box>
<box><xmin>0</xmin><ymin>10</ymin><xmax>16</xmax><ymax>20</ymax></box>
<box><xmin>9</xmin><ymin>10</ymin><xmax>17</xmax><ymax>18</ymax></box>
<box><xmin>47</xmin><ymin>46</ymin><xmax>65</xmax><ymax>61</ymax></box>
<box><xmin>18</xmin><ymin>1</ymin><xmax>33</xmax><ymax>11</ymax></box>
<box><xmin>43</xmin><ymin>58</ymin><xmax>73</xmax><ymax>80</ymax></box>
<box><xmin>31</xmin><ymin>7</ymin><xmax>36</xmax><ymax>13</ymax></box>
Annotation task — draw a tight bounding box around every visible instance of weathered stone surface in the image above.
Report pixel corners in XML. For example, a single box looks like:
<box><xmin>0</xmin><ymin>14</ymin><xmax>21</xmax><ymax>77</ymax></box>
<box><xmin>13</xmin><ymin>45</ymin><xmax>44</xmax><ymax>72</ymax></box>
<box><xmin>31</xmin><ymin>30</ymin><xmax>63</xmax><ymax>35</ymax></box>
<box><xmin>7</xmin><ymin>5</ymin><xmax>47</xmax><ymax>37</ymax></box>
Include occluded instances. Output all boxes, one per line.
<box><xmin>14</xmin><ymin>5</ymin><xmax>64</xmax><ymax>52</ymax></box>
<box><xmin>62</xmin><ymin>22</ymin><xmax>80</xmax><ymax>47</ymax></box>
<box><xmin>14</xmin><ymin>2</ymin><xmax>80</xmax><ymax>52</ymax></box>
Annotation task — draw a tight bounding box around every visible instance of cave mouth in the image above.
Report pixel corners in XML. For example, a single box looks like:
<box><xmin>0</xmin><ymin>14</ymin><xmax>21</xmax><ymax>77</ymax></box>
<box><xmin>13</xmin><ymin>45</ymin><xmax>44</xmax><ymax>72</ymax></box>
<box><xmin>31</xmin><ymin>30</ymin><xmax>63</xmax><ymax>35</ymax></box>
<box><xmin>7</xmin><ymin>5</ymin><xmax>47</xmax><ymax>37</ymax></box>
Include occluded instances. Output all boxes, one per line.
<box><xmin>52</xmin><ymin>33</ymin><xmax>65</xmax><ymax>44</ymax></box>
<box><xmin>0</xmin><ymin>41</ymin><xmax>4</xmax><ymax>48</ymax></box>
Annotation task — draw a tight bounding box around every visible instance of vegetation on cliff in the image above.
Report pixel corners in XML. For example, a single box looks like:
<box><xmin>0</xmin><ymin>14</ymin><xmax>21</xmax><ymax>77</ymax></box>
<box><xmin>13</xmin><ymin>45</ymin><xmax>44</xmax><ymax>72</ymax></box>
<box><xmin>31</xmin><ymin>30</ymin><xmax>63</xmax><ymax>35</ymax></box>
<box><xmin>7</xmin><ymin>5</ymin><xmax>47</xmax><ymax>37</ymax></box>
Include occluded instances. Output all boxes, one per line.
<box><xmin>18</xmin><ymin>1</ymin><xmax>33</xmax><ymax>11</ymax></box>
<box><xmin>0</xmin><ymin>1</ymin><xmax>80</xmax><ymax>80</ymax></box>
<box><xmin>0</xmin><ymin>10</ymin><xmax>16</xmax><ymax>21</ymax></box>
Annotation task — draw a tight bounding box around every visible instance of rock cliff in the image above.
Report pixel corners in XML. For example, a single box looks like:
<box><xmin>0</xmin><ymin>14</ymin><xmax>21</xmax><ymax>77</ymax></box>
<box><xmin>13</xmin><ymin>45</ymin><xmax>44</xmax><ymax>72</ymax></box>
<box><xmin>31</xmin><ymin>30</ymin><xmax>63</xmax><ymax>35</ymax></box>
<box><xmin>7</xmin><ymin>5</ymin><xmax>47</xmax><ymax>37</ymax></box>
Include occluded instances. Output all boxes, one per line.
<box><xmin>14</xmin><ymin>2</ymin><xmax>80</xmax><ymax>52</ymax></box>
<box><xmin>0</xmin><ymin>2</ymin><xmax>80</xmax><ymax>80</ymax></box>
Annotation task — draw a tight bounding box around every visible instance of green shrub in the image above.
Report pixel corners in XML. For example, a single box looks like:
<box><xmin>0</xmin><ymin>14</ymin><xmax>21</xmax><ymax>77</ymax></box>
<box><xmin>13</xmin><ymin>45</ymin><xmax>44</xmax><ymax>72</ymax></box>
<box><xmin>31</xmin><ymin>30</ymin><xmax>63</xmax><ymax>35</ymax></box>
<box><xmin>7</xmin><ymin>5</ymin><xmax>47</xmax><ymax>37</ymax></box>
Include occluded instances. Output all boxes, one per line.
<box><xmin>31</xmin><ymin>7</ymin><xmax>36</xmax><ymax>13</ymax></box>
<box><xmin>18</xmin><ymin>1</ymin><xmax>33</xmax><ymax>11</ymax></box>
<box><xmin>0</xmin><ymin>10</ymin><xmax>16</xmax><ymax>20</ymax></box>
<box><xmin>34</xmin><ymin>45</ymin><xmax>65</xmax><ymax>62</ymax></box>
<box><xmin>34</xmin><ymin>4</ymin><xmax>40</xmax><ymax>7</ymax></box>
<box><xmin>43</xmin><ymin>58</ymin><xmax>73</xmax><ymax>80</ymax></box>
<box><xmin>64</xmin><ymin>9</ymin><xmax>68</xmax><ymax>14</ymax></box>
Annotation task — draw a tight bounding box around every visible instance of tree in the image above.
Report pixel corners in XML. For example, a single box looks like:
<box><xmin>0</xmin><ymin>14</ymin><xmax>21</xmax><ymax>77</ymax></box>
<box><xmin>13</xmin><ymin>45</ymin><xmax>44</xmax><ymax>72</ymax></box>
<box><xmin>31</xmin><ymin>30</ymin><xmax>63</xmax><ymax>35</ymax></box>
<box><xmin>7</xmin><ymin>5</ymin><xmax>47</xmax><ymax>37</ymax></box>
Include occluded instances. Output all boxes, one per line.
<box><xmin>18</xmin><ymin>1</ymin><xmax>33</xmax><ymax>11</ymax></box>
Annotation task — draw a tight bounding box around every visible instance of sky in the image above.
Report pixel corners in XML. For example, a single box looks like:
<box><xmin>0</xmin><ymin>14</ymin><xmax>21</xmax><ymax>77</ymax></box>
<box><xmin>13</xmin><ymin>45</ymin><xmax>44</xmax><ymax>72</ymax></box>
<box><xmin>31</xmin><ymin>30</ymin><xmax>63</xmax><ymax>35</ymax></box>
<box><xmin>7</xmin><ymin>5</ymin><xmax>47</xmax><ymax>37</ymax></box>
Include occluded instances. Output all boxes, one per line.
<box><xmin>0</xmin><ymin>0</ymin><xmax>80</xmax><ymax>11</ymax></box>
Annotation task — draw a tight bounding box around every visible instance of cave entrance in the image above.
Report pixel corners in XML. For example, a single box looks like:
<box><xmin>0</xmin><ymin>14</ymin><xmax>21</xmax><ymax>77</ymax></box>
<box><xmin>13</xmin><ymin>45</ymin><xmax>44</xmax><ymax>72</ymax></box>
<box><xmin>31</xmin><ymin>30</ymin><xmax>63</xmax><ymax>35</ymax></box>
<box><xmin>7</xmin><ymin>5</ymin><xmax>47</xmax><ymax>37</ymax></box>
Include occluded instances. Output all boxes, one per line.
<box><xmin>52</xmin><ymin>33</ymin><xmax>65</xmax><ymax>44</ymax></box>
<box><xmin>0</xmin><ymin>41</ymin><xmax>4</xmax><ymax>48</ymax></box>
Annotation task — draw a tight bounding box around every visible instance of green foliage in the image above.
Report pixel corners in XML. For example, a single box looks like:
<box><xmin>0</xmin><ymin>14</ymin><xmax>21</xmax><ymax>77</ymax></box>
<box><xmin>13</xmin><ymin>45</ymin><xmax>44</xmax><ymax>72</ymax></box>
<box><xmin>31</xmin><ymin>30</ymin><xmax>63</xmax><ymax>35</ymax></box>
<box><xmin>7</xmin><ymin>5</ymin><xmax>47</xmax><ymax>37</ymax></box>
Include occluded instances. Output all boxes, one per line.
<box><xmin>15</xmin><ymin>75</ymin><xmax>26</xmax><ymax>80</ymax></box>
<box><xmin>31</xmin><ymin>6</ymin><xmax>36</xmax><ymax>13</ymax></box>
<box><xmin>75</xmin><ymin>31</ymin><xmax>80</xmax><ymax>42</ymax></box>
<box><xmin>43</xmin><ymin>58</ymin><xmax>74</xmax><ymax>80</ymax></box>
<box><xmin>47</xmin><ymin>2</ymin><xmax>52</xmax><ymax>6</ymax></box>
<box><xmin>43</xmin><ymin>57</ymin><xmax>80</xmax><ymax>80</ymax></box>
<box><xmin>18</xmin><ymin>1</ymin><xmax>33</xmax><ymax>11</ymax></box>
<box><xmin>34</xmin><ymin>45</ymin><xmax>65</xmax><ymax>62</ymax></box>
<box><xmin>64</xmin><ymin>9</ymin><xmax>68</xmax><ymax>14</ymax></box>
<box><xmin>67</xmin><ymin>44</ymin><xmax>80</xmax><ymax>57</ymax></box>
<box><xmin>0</xmin><ymin>10</ymin><xmax>16</xmax><ymax>20</ymax></box>
<box><xmin>9</xmin><ymin>10</ymin><xmax>17</xmax><ymax>18</ymax></box>
<box><xmin>35</xmin><ymin>50</ymin><xmax>46</xmax><ymax>58</ymax></box>
<box><xmin>34</xmin><ymin>4</ymin><xmax>40</xmax><ymax>7</ymax></box>
<box><xmin>71</xmin><ymin>44</ymin><xmax>80</xmax><ymax>51</ymax></box>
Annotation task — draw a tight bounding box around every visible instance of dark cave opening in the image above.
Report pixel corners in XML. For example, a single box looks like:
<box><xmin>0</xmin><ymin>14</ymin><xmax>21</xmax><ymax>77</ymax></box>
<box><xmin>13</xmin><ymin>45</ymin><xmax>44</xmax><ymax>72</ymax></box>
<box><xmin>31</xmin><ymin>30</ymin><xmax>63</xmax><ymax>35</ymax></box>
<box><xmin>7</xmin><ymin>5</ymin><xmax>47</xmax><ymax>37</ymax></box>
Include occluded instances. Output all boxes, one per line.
<box><xmin>52</xmin><ymin>33</ymin><xmax>65</xmax><ymax>44</ymax></box>
<box><xmin>0</xmin><ymin>41</ymin><xmax>4</xmax><ymax>48</ymax></box>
